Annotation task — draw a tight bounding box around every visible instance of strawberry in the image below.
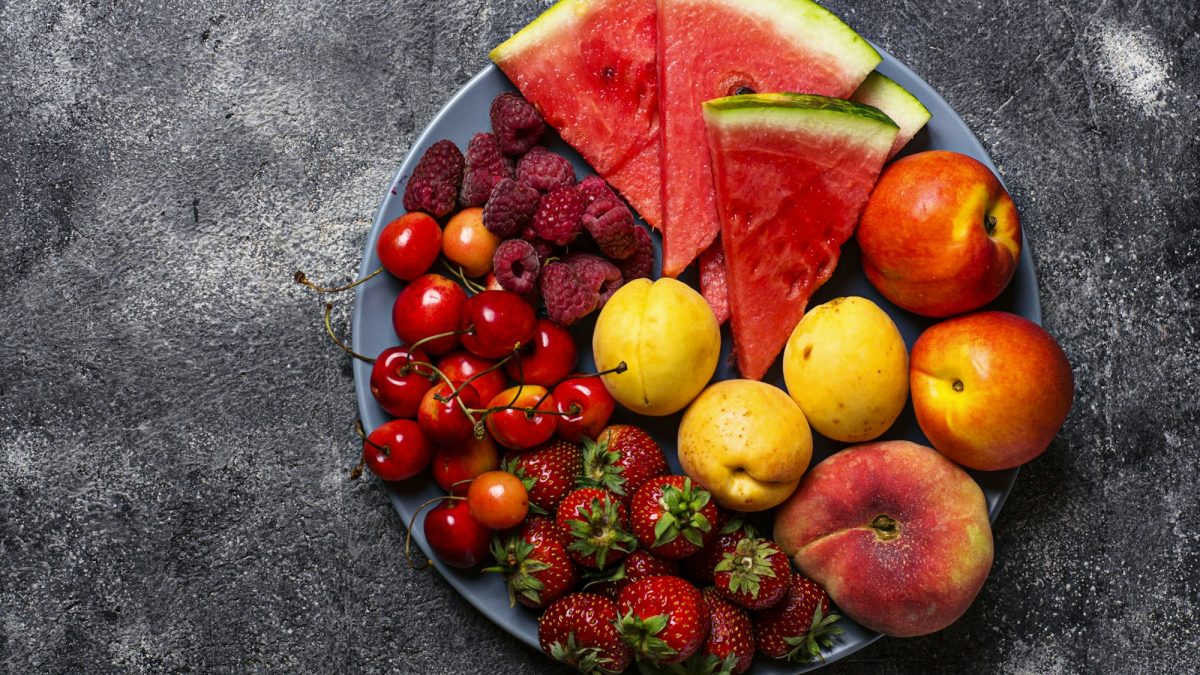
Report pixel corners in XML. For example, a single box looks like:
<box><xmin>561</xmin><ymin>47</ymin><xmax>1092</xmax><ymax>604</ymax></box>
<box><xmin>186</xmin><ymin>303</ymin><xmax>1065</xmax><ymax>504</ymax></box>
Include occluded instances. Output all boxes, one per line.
<box><xmin>713</xmin><ymin>536</ymin><xmax>790</xmax><ymax>610</ymax></box>
<box><xmin>577</xmin><ymin>425</ymin><xmax>668</xmax><ymax>498</ymax></box>
<box><xmin>586</xmin><ymin>549</ymin><xmax>680</xmax><ymax>599</ymax></box>
<box><xmin>484</xmin><ymin>517</ymin><xmax>579</xmax><ymax>610</ymax></box>
<box><xmin>630</xmin><ymin>475</ymin><xmax>718</xmax><ymax>560</ymax></box>
<box><xmin>686</xmin><ymin>587</ymin><xmax>756</xmax><ymax>674</ymax></box>
<box><xmin>615</xmin><ymin>575</ymin><xmax>708</xmax><ymax>666</ymax></box>
<box><xmin>539</xmin><ymin>592</ymin><xmax>633</xmax><ymax>674</ymax></box>
<box><xmin>753</xmin><ymin>571</ymin><xmax>843</xmax><ymax>662</ymax></box>
<box><xmin>556</xmin><ymin>487</ymin><xmax>636</xmax><ymax>569</ymax></box>
<box><xmin>679</xmin><ymin>516</ymin><xmax>754</xmax><ymax>586</ymax></box>
<box><xmin>505</xmin><ymin>439</ymin><xmax>582</xmax><ymax>513</ymax></box>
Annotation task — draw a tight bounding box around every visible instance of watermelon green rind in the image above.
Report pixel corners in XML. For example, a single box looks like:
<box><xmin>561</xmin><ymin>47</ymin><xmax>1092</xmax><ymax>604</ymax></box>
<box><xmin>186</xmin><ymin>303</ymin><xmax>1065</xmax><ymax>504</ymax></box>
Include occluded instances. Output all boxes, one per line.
<box><xmin>704</xmin><ymin>92</ymin><xmax>899</xmax><ymax>130</ymax></box>
<box><xmin>850</xmin><ymin>72</ymin><xmax>932</xmax><ymax>159</ymax></box>
<box><xmin>488</xmin><ymin>0</ymin><xmax>574</xmax><ymax>62</ymax></box>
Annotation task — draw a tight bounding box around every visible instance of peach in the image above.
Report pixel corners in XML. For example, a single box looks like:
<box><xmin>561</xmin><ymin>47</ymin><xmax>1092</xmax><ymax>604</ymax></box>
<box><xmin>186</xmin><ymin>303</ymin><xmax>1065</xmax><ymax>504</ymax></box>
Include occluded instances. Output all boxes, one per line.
<box><xmin>773</xmin><ymin>440</ymin><xmax>993</xmax><ymax>637</ymax></box>
<box><xmin>910</xmin><ymin>311</ymin><xmax>1074</xmax><ymax>471</ymax></box>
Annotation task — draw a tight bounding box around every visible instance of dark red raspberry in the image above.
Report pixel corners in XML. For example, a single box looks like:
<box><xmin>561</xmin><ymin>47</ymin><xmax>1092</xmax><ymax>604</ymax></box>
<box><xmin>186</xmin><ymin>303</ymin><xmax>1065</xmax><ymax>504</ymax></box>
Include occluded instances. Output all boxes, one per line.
<box><xmin>533</xmin><ymin>186</ymin><xmax>585</xmax><ymax>246</ymax></box>
<box><xmin>460</xmin><ymin>132</ymin><xmax>514</xmax><ymax>207</ymax></box>
<box><xmin>519</xmin><ymin>227</ymin><xmax>558</xmax><ymax>267</ymax></box>
<box><xmin>577</xmin><ymin>175</ymin><xmax>617</xmax><ymax>208</ymax></box>
<box><xmin>582</xmin><ymin>197</ymin><xmax>638</xmax><ymax>260</ymax></box>
<box><xmin>540</xmin><ymin>262</ymin><xmax>598</xmax><ymax>327</ymax></box>
<box><xmin>403</xmin><ymin>139</ymin><xmax>464</xmax><ymax>218</ymax></box>
<box><xmin>483</xmin><ymin>178</ymin><xmax>540</xmax><ymax>238</ymax></box>
<box><xmin>562</xmin><ymin>253</ymin><xmax>624</xmax><ymax>306</ymax></box>
<box><xmin>490</xmin><ymin>92</ymin><xmax>546</xmax><ymax>156</ymax></box>
<box><xmin>493</xmin><ymin>239</ymin><xmax>541</xmax><ymax>296</ymax></box>
<box><xmin>617</xmin><ymin>226</ymin><xmax>654</xmax><ymax>282</ymax></box>
<box><xmin>517</xmin><ymin>147</ymin><xmax>576</xmax><ymax>195</ymax></box>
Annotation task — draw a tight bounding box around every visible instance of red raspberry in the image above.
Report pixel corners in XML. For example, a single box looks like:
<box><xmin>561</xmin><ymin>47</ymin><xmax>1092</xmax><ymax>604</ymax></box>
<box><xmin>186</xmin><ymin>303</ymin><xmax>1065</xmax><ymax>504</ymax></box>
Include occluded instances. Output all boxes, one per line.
<box><xmin>483</xmin><ymin>178</ymin><xmax>539</xmax><ymax>238</ymax></box>
<box><xmin>518</xmin><ymin>147</ymin><xmax>576</xmax><ymax>195</ymax></box>
<box><xmin>582</xmin><ymin>197</ymin><xmax>638</xmax><ymax>260</ymax></box>
<box><xmin>490</xmin><ymin>92</ymin><xmax>546</xmax><ymax>156</ymax></box>
<box><xmin>403</xmin><ymin>139</ymin><xmax>464</xmax><ymax>218</ymax></box>
<box><xmin>562</xmin><ymin>253</ymin><xmax>623</xmax><ymax>306</ymax></box>
<box><xmin>492</xmin><ymin>238</ymin><xmax>540</xmax><ymax>296</ymax></box>
<box><xmin>540</xmin><ymin>262</ymin><xmax>598</xmax><ymax>327</ymax></box>
<box><xmin>533</xmin><ymin>187</ymin><xmax>585</xmax><ymax>246</ymax></box>
<box><xmin>459</xmin><ymin>132</ymin><xmax>514</xmax><ymax>207</ymax></box>
<box><xmin>617</xmin><ymin>226</ymin><xmax>654</xmax><ymax>282</ymax></box>
<box><xmin>577</xmin><ymin>175</ymin><xmax>616</xmax><ymax>208</ymax></box>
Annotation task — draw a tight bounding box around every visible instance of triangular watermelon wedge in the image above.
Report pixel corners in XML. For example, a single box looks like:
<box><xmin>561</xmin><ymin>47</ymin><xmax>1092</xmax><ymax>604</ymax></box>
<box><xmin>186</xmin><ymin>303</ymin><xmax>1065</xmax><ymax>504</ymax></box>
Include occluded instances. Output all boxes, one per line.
<box><xmin>490</xmin><ymin>0</ymin><xmax>663</xmax><ymax>228</ymax></box>
<box><xmin>850</xmin><ymin>72</ymin><xmax>932</xmax><ymax>160</ymax></box>
<box><xmin>704</xmin><ymin>94</ymin><xmax>898</xmax><ymax>380</ymax></box>
<box><xmin>657</xmin><ymin>0</ymin><xmax>881</xmax><ymax>277</ymax></box>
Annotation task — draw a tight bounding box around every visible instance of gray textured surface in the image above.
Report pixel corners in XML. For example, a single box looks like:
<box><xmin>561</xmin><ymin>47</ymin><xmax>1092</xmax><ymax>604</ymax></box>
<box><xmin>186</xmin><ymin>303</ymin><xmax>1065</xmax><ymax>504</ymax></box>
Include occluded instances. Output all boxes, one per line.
<box><xmin>0</xmin><ymin>1</ymin><xmax>1196</xmax><ymax>673</ymax></box>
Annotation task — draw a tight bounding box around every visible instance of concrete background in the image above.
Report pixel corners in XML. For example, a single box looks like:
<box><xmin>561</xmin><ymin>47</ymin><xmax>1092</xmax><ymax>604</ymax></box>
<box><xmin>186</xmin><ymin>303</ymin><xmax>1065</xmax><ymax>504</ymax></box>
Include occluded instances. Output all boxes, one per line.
<box><xmin>1</xmin><ymin>0</ymin><xmax>1196</xmax><ymax>673</ymax></box>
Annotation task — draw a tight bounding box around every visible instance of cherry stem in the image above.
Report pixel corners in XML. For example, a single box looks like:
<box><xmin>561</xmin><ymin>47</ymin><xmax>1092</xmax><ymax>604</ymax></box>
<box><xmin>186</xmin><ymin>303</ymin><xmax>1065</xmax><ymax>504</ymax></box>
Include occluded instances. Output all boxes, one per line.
<box><xmin>295</xmin><ymin>267</ymin><xmax>383</xmax><ymax>293</ymax></box>
<box><xmin>442</xmin><ymin>261</ymin><xmax>486</xmax><ymax>294</ymax></box>
<box><xmin>532</xmin><ymin>361</ymin><xmax>628</xmax><ymax>410</ymax></box>
<box><xmin>324</xmin><ymin>303</ymin><xmax>376</xmax><ymax>364</ymax></box>
<box><xmin>438</xmin><ymin>351</ymin><xmax>518</xmax><ymax>403</ymax></box>
<box><xmin>404</xmin><ymin>494</ymin><xmax>465</xmax><ymax>570</ymax></box>
<box><xmin>354</xmin><ymin>418</ymin><xmax>390</xmax><ymax>458</ymax></box>
<box><xmin>407</xmin><ymin>328</ymin><xmax>469</xmax><ymax>357</ymax></box>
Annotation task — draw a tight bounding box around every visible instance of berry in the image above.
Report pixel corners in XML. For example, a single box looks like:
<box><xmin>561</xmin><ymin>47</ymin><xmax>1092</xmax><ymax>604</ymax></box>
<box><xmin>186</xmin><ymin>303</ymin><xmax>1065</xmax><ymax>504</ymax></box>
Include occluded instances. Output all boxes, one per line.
<box><xmin>540</xmin><ymin>262</ymin><xmax>598</xmax><ymax>327</ymax></box>
<box><xmin>362</xmin><ymin>419</ymin><xmax>432</xmax><ymax>482</ymax></box>
<box><xmin>504</xmin><ymin>438</ymin><xmax>583</xmax><ymax>514</ymax></box>
<box><xmin>486</xmin><ymin>516</ymin><xmax>579</xmax><ymax>609</ymax></box>
<box><xmin>693</xmin><ymin>587</ymin><xmax>755</xmax><ymax>675</ymax></box>
<box><xmin>629</xmin><ymin>476</ymin><xmax>718</xmax><ymax>560</ymax></box>
<box><xmin>556</xmin><ymin>487</ymin><xmax>635</xmax><ymax>569</ymax></box>
<box><xmin>424</xmin><ymin>499</ymin><xmax>492</xmax><ymax>569</ymax></box>
<box><xmin>562</xmin><ymin>253</ymin><xmax>623</xmax><ymax>306</ymax></box>
<box><xmin>518</xmin><ymin>146</ymin><xmax>576</xmax><ymax>194</ymax></box>
<box><xmin>577</xmin><ymin>175</ymin><xmax>616</xmax><ymax>208</ymax></box>
<box><xmin>578</xmin><ymin>425</ymin><xmax>668</xmax><ymax>499</ymax></box>
<box><xmin>466</xmin><ymin>470</ymin><xmax>529</xmax><ymax>530</ymax></box>
<box><xmin>617</xmin><ymin>226</ymin><xmax>655</xmax><ymax>282</ymax></box>
<box><xmin>377</xmin><ymin>212</ymin><xmax>442</xmax><ymax>280</ymax></box>
<box><xmin>492</xmin><ymin>238</ymin><xmax>541</xmax><ymax>296</ymax></box>
<box><xmin>490</xmin><ymin>92</ymin><xmax>546</xmax><ymax>156</ymax></box>
<box><xmin>714</xmin><ymin>537</ymin><xmax>790</xmax><ymax>611</ymax></box>
<box><xmin>483</xmin><ymin>178</ymin><xmax>540</xmax><ymax>238</ymax></box>
<box><xmin>680</xmin><ymin>516</ymin><xmax>754</xmax><ymax>586</ymax></box>
<box><xmin>615</xmin><ymin>575</ymin><xmax>707</xmax><ymax>666</ymax></box>
<box><xmin>533</xmin><ymin>186</ymin><xmax>585</xmax><ymax>246</ymax></box>
<box><xmin>459</xmin><ymin>132</ymin><xmax>514</xmax><ymax>207</ymax></box>
<box><xmin>583</xmin><ymin>197</ymin><xmax>638</xmax><ymax>260</ymax></box>
<box><xmin>753</xmin><ymin>572</ymin><xmax>843</xmax><ymax>662</ymax></box>
<box><xmin>588</xmin><ymin>550</ymin><xmax>679</xmax><ymax>599</ymax></box>
<box><xmin>403</xmin><ymin>139</ymin><xmax>464</xmax><ymax>218</ymax></box>
<box><xmin>539</xmin><ymin>593</ymin><xmax>633</xmax><ymax>675</ymax></box>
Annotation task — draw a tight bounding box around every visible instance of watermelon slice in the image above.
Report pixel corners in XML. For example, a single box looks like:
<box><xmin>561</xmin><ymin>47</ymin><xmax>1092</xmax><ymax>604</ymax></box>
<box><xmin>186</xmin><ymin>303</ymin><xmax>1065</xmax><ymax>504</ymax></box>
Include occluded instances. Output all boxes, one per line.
<box><xmin>657</xmin><ymin>0</ymin><xmax>881</xmax><ymax>277</ymax></box>
<box><xmin>704</xmin><ymin>94</ymin><xmax>898</xmax><ymax>380</ymax></box>
<box><xmin>490</xmin><ymin>0</ymin><xmax>663</xmax><ymax>228</ymax></box>
<box><xmin>850</xmin><ymin>72</ymin><xmax>932</xmax><ymax>159</ymax></box>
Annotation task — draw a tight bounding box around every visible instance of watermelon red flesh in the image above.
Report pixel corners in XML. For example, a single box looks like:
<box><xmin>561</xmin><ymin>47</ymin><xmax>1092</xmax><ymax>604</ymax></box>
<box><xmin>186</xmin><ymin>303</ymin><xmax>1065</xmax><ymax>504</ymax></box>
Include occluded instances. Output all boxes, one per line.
<box><xmin>490</xmin><ymin>0</ymin><xmax>663</xmax><ymax>228</ymax></box>
<box><xmin>657</xmin><ymin>0</ymin><xmax>881</xmax><ymax>277</ymax></box>
<box><xmin>704</xmin><ymin>94</ymin><xmax>897</xmax><ymax>380</ymax></box>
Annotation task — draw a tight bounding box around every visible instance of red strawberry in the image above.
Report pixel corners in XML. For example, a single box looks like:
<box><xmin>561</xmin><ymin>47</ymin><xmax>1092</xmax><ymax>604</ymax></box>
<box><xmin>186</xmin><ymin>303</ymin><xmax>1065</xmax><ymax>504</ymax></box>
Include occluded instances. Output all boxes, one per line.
<box><xmin>587</xmin><ymin>549</ymin><xmax>680</xmax><ymax>599</ymax></box>
<box><xmin>630</xmin><ymin>476</ymin><xmax>718</xmax><ymax>560</ymax></box>
<box><xmin>484</xmin><ymin>517</ymin><xmax>579</xmax><ymax>610</ymax></box>
<box><xmin>556</xmin><ymin>487</ymin><xmax>635</xmax><ymax>569</ymax></box>
<box><xmin>539</xmin><ymin>592</ymin><xmax>633</xmax><ymax>674</ymax></box>
<box><xmin>505</xmin><ymin>439</ymin><xmax>582</xmax><ymax>513</ymax></box>
<box><xmin>686</xmin><ymin>587</ymin><xmax>755</xmax><ymax>674</ymax></box>
<box><xmin>679</xmin><ymin>516</ymin><xmax>754</xmax><ymax>586</ymax></box>
<box><xmin>753</xmin><ymin>571</ymin><xmax>843</xmax><ymax>662</ymax></box>
<box><xmin>577</xmin><ymin>425</ymin><xmax>668</xmax><ymax>499</ymax></box>
<box><xmin>713</xmin><ymin>537</ymin><xmax>790</xmax><ymax>610</ymax></box>
<box><xmin>615</xmin><ymin>575</ymin><xmax>707</xmax><ymax>666</ymax></box>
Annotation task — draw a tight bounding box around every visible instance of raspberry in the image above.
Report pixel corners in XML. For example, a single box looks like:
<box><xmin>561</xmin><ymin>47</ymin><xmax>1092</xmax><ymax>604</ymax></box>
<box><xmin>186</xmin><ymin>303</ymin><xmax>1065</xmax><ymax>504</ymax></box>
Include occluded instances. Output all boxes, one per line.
<box><xmin>490</xmin><ymin>93</ymin><xmax>546</xmax><ymax>156</ymax></box>
<box><xmin>492</xmin><ymin>239</ymin><xmax>541</xmax><ymax>296</ymax></box>
<box><xmin>532</xmin><ymin>186</ymin><xmax>585</xmax><ymax>246</ymax></box>
<box><xmin>519</xmin><ymin>225</ymin><xmax>558</xmax><ymax>266</ymax></box>
<box><xmin>540</xmin><ymin>262</ymin><xmax>598</xmax><ymax>327</ymax></box>
<box><xmin>517</xmin><ymin>147</ymin><xmax>576</xmax><ymax>195</ymax></box>
<box><xmin>577</xmin><ymin>175</ymin><xmax>617</xmax><ymax>208</ymax></box>
<box><xmin>582</xmin><ymin>197</ymin><xmax>638</xmax><ymax>260</ymax></box>
<box><xmin>459</xmin><ymin>132</ymin><xmax>514</xmax><ymax>207</ymax></box>
<box><xmin>483</xmin><ymin>178</ymin><xmax>540</xmax><ymax>238</ymax></box>
<box><xmin>563</xmin><ymin>253</ymin><xmax>624</xmax><ymax>306</ymax></box>
<box><xmin>617</xmin><ymin>226</ymin><xmax>654</xmax><ymax>282</ymax></box>
<box><xmin>403</xmin><ymin>139</ymin><xmax>464</xmax><ymax>218</ymax></box>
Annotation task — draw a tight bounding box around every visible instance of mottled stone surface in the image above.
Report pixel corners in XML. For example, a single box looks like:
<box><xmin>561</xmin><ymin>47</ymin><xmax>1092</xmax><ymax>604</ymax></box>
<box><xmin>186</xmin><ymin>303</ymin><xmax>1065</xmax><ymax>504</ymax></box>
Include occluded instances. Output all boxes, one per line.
<box><xmin>0</xmin><ymin>1</ymin><xmax>1196</xmax><ymax>673</ymax></box>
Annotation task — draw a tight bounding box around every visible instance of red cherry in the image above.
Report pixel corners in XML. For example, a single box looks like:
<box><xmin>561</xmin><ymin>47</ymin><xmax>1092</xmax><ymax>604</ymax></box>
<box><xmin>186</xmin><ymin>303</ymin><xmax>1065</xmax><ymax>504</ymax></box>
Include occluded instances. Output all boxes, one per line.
<box><xmin>423</xmin><ymin>499</ymin><xmax>492</xmax><ymax>569</ymax></box>
<box><xmin>377</xmin><ymin>212</ymin><xmax>442</xmax><ymax>280</ymax></box>
<box><xmin>362</xmin><ymin>419</ymin><xmax>433</xmax><ymax>481</ymax></box>
<box><xmin>431</xmin><ymin>435</ymin><xmax>501</xmax><ymax>495</ymax></box>
<box><xmin>369</xmin><ymin>346</ymin><xmax>434</xmax><ymax>418</ymax></box>
<box><xmin>392</xmin><ymin>274</ymin><xmax>467</xmax><ymax>355</ymax></box>
<box><xmin>504</xmin><ymin>318</ymin><xmax>578</xmax><ymax>387</ymax></box>
<box><xmin>484</xmin><ymin>385</ymin><xmax>558</xmax><ymax>450</ymax></box>
<box><xmin>553</xmin><ymin>375</ymin><xmax>617</xmax><ymax>442</ymax></box>
<box><xmin>460</xmin><ymin>290</ymin><xmax>537</xmax><ymax>359</ymax></box>
<box><xmin>417</xmin><ymin>381</ymin><xmax>481</xmax><ymax>446</ymax></box>
<box><xmin>437</xmin><ymin>351</ymin><xmax>508</xmax><ymax>405</ymax></box>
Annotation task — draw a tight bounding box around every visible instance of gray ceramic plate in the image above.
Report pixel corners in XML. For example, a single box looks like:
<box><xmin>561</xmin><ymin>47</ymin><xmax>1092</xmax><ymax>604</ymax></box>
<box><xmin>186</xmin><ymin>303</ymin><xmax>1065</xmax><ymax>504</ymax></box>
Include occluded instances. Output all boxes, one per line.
<box><xmin>353</xmin><ymin>49</ymin><xmax>1038</xmax><ymax>673</ymax></box>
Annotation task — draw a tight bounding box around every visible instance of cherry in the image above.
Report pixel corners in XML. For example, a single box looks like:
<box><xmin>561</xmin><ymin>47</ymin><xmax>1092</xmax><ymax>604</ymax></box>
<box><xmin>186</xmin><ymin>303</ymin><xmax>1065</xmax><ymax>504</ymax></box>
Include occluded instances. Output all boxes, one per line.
<box><xmin>460</xmin><ymin>290</ymin><xmax>537</xmax><ymax>359</ymax></box>
<box><xmin>423</xmin><ymin>498</ymin><xmax>492</xmax><ymax>569</ymax></box>
<box><xmin>443</xmin><ymin>207</ymin><xmax>500</xmax><ymax>278</ymax></box>
<box><xmin>392</xmin><ymin>274</ymin><xmax>467</xmax><ymax>355</ymax></box>
<box><xmin>432</xmin><ymin>435</ymin><xmax>501</xmax><ymax>495</ymax></box>
<box><xmin>466</xmin><ymin>470</ymin><xmax>529</xmax><ymax>530</ymax></box>
<box><xmin>484</xmin><ymin>385</ymin><xmax>558</xmax><ymax>450</ymax></box>
<box><xmin>437</xmin><ymin>351</ymin><xmax>508</xmax><ymax>405</ymax></box>
<box><xmin>483</xmin><ymin>272</ymin><xmax>503</xmax><ymax>292</ymax></box>
<box><xmin>417</xmin><ymin>381</ymin><xmax>481</xmax><ymax>446</ymax></box>
<box><xmin>362</xmin><ymin>419</ymin><xmax>433</xmax><ymax>481</ymax></box>
<box><xmin>505</xmin><ymin>318</ymin><xmax>578</xmax><ymax>387</ymax></box>
<box><xmin>377</xmin><ymin>212</ymin><xmax>442</xmax><ymax>281</ymax></box>
<box><xmin>369</xmin><ymin>346</ymin><xmax>435</xmax><ymax>418</ymax></box>
<box><xmin>553</xmin><ymin>375</ymin><xmax>616</xmax><ymax>442</ymax></box>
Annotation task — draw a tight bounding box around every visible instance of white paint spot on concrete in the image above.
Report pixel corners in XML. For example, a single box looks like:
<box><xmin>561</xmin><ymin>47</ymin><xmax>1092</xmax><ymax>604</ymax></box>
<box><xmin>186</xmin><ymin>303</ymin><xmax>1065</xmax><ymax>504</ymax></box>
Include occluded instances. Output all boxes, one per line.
<box><xmin>1093</xmin><ymin>22</ymin><xmax>1176</xmax><ymax>118</ymax></box>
